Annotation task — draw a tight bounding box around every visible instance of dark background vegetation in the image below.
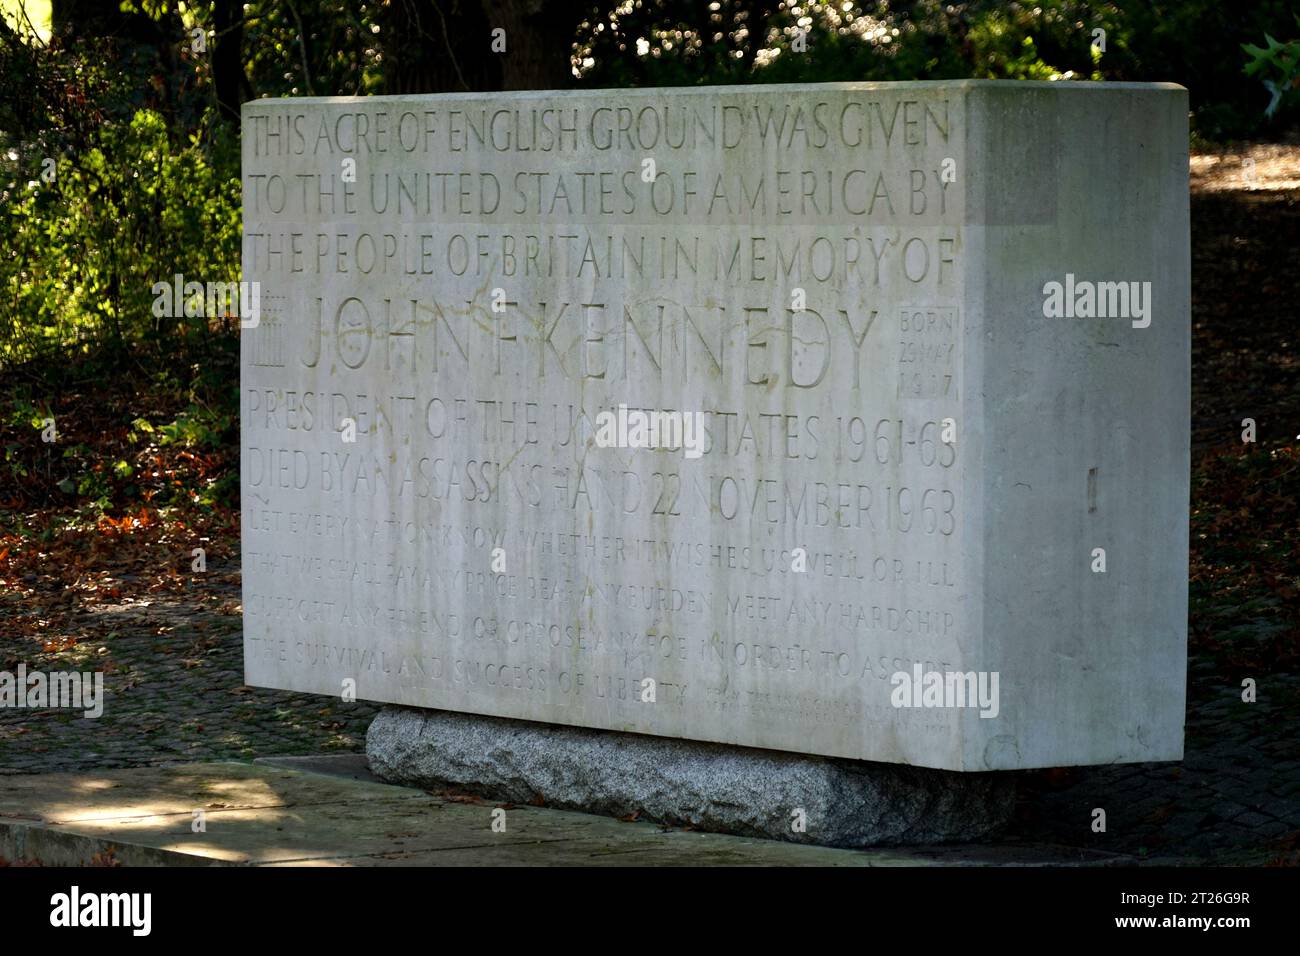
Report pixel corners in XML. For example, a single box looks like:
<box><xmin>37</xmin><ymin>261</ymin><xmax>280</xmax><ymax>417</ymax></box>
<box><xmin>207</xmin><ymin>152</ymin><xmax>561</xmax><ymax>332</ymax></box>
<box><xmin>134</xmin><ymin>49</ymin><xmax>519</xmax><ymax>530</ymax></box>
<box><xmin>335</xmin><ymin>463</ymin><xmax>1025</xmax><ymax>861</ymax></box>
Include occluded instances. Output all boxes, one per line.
<box><xmin>0</xmin><ymin>3</ymin><xmax>1296</xmax><ymax>842</ymax></box>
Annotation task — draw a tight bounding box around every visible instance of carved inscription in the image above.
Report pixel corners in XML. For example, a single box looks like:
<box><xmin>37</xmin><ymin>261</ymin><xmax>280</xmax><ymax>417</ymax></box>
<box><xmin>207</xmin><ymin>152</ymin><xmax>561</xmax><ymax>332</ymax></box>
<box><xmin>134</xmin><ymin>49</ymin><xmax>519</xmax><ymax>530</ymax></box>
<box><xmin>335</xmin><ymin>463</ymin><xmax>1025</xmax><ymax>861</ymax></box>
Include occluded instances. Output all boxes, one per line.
<box><xmin>241</xmin><ymin>87</ymin><xmax>966</xmax><ymax>761</ymax></box>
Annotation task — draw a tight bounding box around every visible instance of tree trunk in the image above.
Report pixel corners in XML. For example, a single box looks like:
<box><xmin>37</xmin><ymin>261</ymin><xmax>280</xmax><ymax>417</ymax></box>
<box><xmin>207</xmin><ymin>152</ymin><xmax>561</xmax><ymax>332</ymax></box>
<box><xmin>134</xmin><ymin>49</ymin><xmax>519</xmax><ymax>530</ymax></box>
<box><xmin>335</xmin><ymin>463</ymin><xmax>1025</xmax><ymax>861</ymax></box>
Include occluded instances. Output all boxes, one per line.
<box><xmin>378</xmin><ymin>0</ymin><xmax>579</xmax><ymax>94</ymax></box>
<box><xmin>212</xmin><ymin>0</ymin><xmax>246</xmax><ymax>123</ymax></box>
<box><xmin>490</xmin><ymin>0</ymin><xmax>582</xmax><ymax>90</ymax></box>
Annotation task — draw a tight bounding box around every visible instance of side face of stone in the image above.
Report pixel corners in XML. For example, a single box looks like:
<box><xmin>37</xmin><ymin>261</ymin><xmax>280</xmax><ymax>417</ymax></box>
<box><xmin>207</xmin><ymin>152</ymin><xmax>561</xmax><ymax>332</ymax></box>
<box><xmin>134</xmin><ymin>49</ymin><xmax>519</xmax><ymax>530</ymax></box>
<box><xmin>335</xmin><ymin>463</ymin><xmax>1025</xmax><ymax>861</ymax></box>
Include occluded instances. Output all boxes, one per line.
<box><xmin>241</xmin><ymin>81</ymin><xmax>1188</xmax><ymax>771</ymax></box>
<box><xmin>960</xmin><ymin>85</ymin><xmax>1190</xmax><ymax>769</ymax></box>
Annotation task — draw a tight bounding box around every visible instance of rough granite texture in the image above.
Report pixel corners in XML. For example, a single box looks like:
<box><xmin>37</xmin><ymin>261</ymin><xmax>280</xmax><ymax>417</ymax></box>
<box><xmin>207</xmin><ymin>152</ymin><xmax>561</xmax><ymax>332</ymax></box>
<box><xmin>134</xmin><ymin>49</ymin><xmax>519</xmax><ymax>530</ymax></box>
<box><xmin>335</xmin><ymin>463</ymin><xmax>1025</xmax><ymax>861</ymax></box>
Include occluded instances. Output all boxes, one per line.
<box><xmin>366</xmin><ymin>706</ymin><xmax>1015</xmax><ymax>846</ymax></box>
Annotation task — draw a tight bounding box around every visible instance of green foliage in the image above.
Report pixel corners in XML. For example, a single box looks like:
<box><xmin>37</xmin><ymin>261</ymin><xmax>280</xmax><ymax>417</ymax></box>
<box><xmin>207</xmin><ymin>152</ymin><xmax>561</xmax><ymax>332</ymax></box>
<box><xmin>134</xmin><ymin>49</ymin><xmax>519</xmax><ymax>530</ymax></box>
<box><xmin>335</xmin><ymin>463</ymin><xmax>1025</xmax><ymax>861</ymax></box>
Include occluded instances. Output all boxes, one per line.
<box><xmin>1243</xmin><ymin>20</ymin><xmax>1300</xmax><ymax>118</ymax></box>
<box><xmin>1</xmin><ymin>377</ymin><xmax>239</xmax><ymax>516</ymax></box>
<box><xmin>0</xmin><ymin>107</ymin><xmax>240</xmax><ymax>368</ymax></box>
<box><xmin>157</xmin><ymin>401</ymin><xmax>235</xmax><ymax>451</ymax></box>
<box><xmin>240</xmin><ymin>0</ymin><xmax>383</xmax><ymax>97</ymax></box>
<box><xmin>577</xmin><ymin>2</ymin><xmax>1112</xmax><ymax>88</ymax></box>
<box><xmin>121</xmin><ymin>0</ymin><xmax>384</xmax><ymax>98</ymax></box>
<box><xmin>1102</xmin><ymin>0</ymin><xmax>1300</xmax><ymax>138</ymax></box>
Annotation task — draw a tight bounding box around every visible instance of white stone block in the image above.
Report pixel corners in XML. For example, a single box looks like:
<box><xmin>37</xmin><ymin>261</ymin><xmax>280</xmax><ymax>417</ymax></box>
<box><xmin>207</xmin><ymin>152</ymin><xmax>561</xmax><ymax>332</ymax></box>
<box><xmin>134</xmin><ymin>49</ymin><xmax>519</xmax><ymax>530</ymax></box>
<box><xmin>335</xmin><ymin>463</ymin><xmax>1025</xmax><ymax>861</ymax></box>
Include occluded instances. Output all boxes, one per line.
<box><xmin>241</xmin><ymin>81</ymin><xmax>1189</xmax><ymax>770</ymax></box>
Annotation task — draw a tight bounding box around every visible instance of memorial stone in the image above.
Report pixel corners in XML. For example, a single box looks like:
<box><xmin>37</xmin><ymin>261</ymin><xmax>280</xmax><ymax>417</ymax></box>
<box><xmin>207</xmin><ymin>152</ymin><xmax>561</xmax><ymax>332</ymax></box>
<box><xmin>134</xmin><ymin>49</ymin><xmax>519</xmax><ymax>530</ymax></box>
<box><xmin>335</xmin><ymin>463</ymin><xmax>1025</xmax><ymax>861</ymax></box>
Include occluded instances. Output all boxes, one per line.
<box><xmin>241</xmin><ymin>81</ymin><xmax>1189</xmax><ymax>788</ymax></box>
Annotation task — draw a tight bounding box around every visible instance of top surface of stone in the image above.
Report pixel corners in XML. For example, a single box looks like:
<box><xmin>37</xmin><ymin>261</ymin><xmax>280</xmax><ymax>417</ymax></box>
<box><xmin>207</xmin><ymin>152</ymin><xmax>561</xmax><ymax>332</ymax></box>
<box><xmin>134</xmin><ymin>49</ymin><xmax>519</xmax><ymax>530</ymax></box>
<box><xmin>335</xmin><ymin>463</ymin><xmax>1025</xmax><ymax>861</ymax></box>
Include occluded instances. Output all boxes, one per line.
<box><xmin>240</xmin><ymin>81</ymin><xmax>1189</xmax><ymax>770</ymax></box>
<box><xmin>244</xmin><ymin>78</ymin><xmax>1187</xmax><ymax>106</ymax></box>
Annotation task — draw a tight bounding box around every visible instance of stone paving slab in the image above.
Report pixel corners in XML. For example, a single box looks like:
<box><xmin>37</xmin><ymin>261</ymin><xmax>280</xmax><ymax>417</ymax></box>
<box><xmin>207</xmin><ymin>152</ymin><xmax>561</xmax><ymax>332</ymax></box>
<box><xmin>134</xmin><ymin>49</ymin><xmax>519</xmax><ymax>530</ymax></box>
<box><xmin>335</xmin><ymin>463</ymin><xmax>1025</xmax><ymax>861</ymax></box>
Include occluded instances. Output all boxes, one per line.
<box><xmin>0</xmin><ymin>758</ymin><xmax>1133</xmax><ymax>867</ymax></box>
